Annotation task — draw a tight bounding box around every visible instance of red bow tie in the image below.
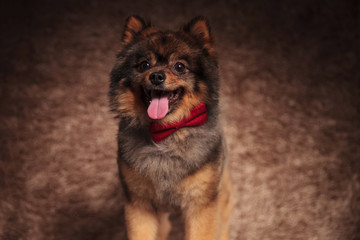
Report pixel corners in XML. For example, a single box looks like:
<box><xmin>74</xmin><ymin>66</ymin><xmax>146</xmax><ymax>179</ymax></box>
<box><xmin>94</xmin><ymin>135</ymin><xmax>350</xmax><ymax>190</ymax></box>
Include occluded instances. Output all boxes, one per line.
<box><xmin>149</xmin><ymin>102</ymin><xmax>208</xmax><ymax>143</ymax></box>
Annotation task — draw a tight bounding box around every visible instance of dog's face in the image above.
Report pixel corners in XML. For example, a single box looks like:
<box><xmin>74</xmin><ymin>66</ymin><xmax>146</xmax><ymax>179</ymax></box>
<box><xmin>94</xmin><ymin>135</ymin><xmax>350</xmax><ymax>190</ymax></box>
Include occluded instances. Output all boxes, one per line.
<box><xmin>109</xmin><ymin>16</ymin><xmax>219</xmax><ymax>126</ymax></box>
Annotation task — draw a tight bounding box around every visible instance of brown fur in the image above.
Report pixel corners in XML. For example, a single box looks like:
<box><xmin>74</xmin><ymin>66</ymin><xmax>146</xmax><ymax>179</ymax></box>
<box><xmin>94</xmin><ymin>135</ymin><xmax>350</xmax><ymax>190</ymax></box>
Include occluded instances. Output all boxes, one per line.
<box><xmin>109</xmin><ymin>16</ymin><xmax>233</xmax><ymax>240</ymax></box>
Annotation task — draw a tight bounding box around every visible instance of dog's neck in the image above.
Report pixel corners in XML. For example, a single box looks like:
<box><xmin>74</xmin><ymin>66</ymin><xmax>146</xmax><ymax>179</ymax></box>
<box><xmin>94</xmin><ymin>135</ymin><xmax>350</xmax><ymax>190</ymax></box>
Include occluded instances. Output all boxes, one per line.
<box><xmin>149</xmin><ymin>102</ymin><xmax>208</xmax><ymax>143</ymax></box>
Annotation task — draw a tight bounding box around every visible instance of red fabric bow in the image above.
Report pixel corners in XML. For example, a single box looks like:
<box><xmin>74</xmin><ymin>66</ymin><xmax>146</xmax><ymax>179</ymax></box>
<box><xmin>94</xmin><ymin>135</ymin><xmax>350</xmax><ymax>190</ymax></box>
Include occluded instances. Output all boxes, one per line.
<box><xmin>149</xmin><ymin>102</ymin><xmax>208</xmax><ymax>143</ymax></box>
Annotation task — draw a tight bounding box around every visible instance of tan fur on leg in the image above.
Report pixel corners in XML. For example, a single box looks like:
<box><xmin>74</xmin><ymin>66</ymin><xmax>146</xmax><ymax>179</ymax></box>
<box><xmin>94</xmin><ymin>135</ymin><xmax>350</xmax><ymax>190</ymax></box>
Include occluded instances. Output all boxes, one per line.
<box><xmin>184</xmin><ymin>200</ymin><xmax>219</xmax><ymax>240</ymax></box>
<box><xmin>218</xmin><ymin>167</ymin><xmax>233</xmax><ymax>240</ymax></box>
<box><xmin>157</xmin><ymin>212</ymin><xmax>171</xmax><ymax>240</ymax></box>
<box><xmin>124</xmin><ymin>203</ymin><xmax>158</xmax><ymax>240</ymax></box>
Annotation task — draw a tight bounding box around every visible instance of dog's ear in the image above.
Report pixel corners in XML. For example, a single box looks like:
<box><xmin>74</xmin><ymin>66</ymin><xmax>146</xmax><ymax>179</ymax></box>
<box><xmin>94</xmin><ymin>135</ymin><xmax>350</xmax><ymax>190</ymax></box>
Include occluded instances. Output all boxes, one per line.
<box><xmin>122</xmin><ymin>15</ymin><xmax>149</xmax><ymax>44</ymax></box>
<box><xmin>183</xmin><ymin>16</ymin><xmax>214</xmax><ymax>52</ymax></box>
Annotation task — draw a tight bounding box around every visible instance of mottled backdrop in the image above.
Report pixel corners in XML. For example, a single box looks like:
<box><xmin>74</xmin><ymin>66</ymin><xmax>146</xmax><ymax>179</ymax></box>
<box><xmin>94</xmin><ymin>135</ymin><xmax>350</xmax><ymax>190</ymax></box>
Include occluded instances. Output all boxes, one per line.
<box><xmin>0</xmin><ymin>0</ymin><xmax>359</xmax><ymax>239</ymax></box>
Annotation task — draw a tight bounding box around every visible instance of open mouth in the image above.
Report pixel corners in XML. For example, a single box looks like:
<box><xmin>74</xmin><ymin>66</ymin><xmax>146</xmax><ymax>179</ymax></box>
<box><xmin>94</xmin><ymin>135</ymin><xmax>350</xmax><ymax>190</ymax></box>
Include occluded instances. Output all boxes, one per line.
<box><xmin>142</xmin><ymin>87</ymin><xmax>184</xmax><ymax>120</ymax></box>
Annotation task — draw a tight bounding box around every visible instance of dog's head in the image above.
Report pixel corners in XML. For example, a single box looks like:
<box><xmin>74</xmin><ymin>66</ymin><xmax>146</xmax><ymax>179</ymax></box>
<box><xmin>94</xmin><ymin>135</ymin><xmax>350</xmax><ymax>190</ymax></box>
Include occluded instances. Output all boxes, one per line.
<box><xmin>109</xmin><ymin>16</ymin><xmax>219</xmax><ymax>126</ymax></box>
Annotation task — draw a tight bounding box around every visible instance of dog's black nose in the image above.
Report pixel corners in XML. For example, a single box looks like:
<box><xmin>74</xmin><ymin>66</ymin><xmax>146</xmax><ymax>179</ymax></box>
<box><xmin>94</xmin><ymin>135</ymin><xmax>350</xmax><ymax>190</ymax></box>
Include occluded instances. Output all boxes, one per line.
<box><xmin>149</xmin><ymin>71</ymin><xmax>166</xmax><ymax>86</ymax></box>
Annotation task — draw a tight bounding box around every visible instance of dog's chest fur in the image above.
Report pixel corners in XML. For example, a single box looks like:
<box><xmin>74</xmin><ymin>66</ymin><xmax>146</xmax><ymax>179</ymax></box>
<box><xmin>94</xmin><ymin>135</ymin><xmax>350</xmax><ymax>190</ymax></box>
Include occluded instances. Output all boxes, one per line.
<box><xmin>117</xmin><ymin>120</ymin><xmax>223</xmax><ymax>210</ymax></box>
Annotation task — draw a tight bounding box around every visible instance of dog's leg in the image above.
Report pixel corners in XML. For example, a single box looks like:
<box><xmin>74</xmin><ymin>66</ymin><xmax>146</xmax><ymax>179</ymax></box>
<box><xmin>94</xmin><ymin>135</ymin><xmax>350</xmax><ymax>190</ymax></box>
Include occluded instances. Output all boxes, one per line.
<box><xmin>124</xmin><ymin>203</ymin><xmax>158</xmax><ymax>240</ymax></box>
<box><xmin>184</xmin><ymin>200</ymin><xmax>219</xmax><ymax>240</ymax></box>
<box><xmin>183</xmin><ymin>182</ymin><xmax>232</xmax><ymax>240</ymax></box>
<box><xmin>179</xmin><ymin>162</ymin><xmax>224</xmax><ymax>240</ymax></box>
<box><xmin>156</xmin><ymin>212</ymin><xmax>171</xmax><ymax>240</ymax></box>
<box><xmin>218</xmin><ymin>167</ymin><xmax>233</xmax><ymax>240</ymax></box>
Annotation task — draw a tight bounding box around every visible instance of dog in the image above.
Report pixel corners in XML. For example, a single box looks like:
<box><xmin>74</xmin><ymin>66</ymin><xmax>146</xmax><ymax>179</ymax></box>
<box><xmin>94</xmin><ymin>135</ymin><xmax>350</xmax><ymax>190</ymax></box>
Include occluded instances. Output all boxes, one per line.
<box><xmin>109</xmin><ymin>15</ymin><xmax>233</xmax><ymax>240</ymax></box>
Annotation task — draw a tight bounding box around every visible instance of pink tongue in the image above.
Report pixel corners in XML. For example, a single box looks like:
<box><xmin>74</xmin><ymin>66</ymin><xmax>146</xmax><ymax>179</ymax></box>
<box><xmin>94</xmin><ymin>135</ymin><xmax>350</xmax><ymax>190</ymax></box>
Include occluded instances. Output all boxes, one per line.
<box><xmin>147</xmin><ymin>92</ymin><xmax>169</xmax><ymax>119</ymax></box>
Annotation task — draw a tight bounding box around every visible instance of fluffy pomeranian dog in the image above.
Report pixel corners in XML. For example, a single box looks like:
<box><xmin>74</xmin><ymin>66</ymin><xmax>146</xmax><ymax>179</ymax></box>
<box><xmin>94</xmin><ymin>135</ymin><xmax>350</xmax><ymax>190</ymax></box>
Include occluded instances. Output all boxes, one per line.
<box><xmin>109</xmin><ymin>15</ymin><xmax>232</xmax><ymax>240</ymax></box>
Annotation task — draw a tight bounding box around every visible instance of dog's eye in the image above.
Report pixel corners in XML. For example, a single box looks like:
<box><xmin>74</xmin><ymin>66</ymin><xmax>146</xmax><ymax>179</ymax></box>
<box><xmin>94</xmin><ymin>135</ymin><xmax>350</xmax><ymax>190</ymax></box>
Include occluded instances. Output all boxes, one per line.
<box><xmin>139</xmin><ymin>61</ymin><xmax>150</xmax><ymax>72</ymax></box>
<box><xmin>174</xmin><ymin>62</ymin><xmax>186</xmax><ymax>73</ymax></box>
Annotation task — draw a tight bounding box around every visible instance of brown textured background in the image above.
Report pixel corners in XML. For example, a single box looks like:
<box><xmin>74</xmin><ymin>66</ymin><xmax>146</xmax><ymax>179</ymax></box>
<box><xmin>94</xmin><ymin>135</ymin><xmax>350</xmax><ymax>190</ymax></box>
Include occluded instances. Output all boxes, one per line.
<box><xmin>0</xmin><ymin>0</ymin><xmax>359</xmax><ymax>239</ymax></box>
